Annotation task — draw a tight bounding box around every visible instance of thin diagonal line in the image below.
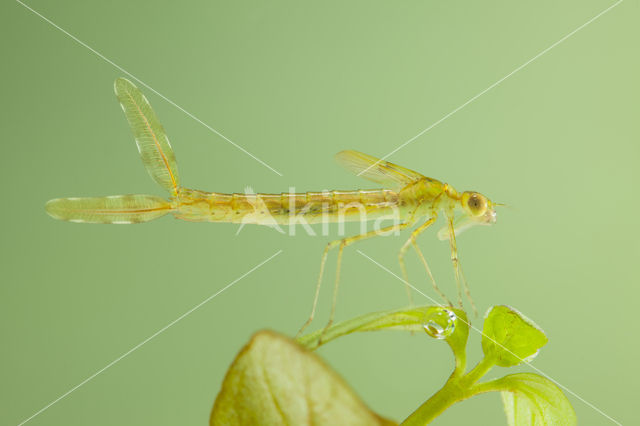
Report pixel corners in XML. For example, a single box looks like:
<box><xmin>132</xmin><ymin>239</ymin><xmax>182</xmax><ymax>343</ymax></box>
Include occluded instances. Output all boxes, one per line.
<box><xmin>17</xmin><ymin>250</ymin><xmax>283</xmax><ymax>426</ymax></box>
<box><xmin>358</xmin><ymin>0</ymin><xmax>623</xmax><ymax>177</ymax></box>
<box><xmin>16</xmin><ymin>0</ymin><xmax>283</xmax><ymax>177</ymax></box>
<box><xmin>356</xmin><ymin>249</ymin><xmax>621</xmax><ymax>425</ymax></box>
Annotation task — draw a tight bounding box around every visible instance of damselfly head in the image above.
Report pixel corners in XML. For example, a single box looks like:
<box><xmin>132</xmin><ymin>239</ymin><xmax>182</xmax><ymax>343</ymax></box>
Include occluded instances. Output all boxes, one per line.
<box><xmin>460</xmin><ymin>191</ymin><xmax>497</xmax><ymax>225</ymax></box>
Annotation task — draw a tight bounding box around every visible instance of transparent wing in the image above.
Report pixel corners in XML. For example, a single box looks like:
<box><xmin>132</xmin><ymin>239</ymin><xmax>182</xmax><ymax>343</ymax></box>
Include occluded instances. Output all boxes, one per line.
<box><xmin>114</xmin><ymin>78</ymin><xmax>180</xmax><ymax>195</ymax></box>
<box><xmin>335</xmin><ymin>150</ymin><xmax>426</xmax><ymax>189</ymax></box>
<box><xmin>45</xmin><ymin>194</ymin><xmax>171</xmax><ymax>224</ymax></box>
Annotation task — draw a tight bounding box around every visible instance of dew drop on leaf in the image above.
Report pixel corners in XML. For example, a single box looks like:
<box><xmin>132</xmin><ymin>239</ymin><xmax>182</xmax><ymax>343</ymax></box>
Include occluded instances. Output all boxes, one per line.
<box><xmin>423</xmin><ymin>307</ymin><xmax>456</xmax><ymax>339</ymax></box>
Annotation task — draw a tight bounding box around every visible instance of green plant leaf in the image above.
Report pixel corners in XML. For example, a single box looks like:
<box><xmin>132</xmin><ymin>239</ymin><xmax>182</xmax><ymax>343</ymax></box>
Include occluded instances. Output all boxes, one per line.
<box><xmin>211</xmin><ymin>330</ymin><xmax>396</xmax><ymax>426</ymax></box>
<box><xmin>481</xmin><ymin>305</ymin><xmax>547</xmax><ymax>367</ymax></box>
<box><xmin>296</xmin><ymin>305</ymin><xmax>468</xmax><ymax>357</ymax></box>
<box><xmin>498</xmin><ymin>373</ymin><xmax>577</xmax><ymax>426</ymax></box>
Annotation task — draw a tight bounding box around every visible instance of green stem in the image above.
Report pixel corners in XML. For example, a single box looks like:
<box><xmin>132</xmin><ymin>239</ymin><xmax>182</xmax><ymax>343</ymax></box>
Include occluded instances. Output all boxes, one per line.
<box><xmin>461</xmin><ymin>356</ymin><xmax>495</xmax><ymax>387</ymax></box>
<box><xmin>401</xmin><ymin>357</ymin><xmax>496</xmax><ymax>425</ymax></box>
<box><xmin>450</xmin><ymin>344</ymin><xmax>466</xmax><ymax>379</ymax></box>
<box><xmin>468</xmin><ymin>376</ymin><xmax>513</xmax><ymax>395</ymax></box>
<box><xmin>401</xmin><ymin>377</ymin><xmax>466</xmax><ymax>425</ymax></box>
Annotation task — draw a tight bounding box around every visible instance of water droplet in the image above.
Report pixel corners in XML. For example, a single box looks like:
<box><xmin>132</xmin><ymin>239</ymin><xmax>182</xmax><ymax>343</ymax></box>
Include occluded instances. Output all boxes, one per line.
<box><xmin>423</xmin><ymin>308</ymin><xmax>456</xmax><ymax>339</ymax></box>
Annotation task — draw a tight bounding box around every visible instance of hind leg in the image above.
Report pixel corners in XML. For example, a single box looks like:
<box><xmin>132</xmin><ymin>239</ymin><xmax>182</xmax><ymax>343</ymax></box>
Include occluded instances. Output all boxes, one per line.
<box><xmin>297</xmin><ymin>222</ymin><xmax>411</xmax><ymax>337</ymax></box>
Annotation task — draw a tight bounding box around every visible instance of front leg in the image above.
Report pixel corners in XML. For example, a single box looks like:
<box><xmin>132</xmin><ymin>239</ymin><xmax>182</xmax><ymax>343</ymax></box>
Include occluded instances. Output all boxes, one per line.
<box><xmin>445</xmin><ymin>209</ymin><xmax>477</xmax><ymax>315</ymax></box>
<box><xmin>398</xmin><ymin>214</ymin><xmax>453</xmax><ymax>306</ymax></box>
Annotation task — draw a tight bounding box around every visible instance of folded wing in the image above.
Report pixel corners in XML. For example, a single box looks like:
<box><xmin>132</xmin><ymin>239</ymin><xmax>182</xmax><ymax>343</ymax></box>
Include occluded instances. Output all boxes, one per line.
<box><xmin>335</xmin><ymin>150</ymin><xmax>425</xmax><ymax>190</ymax></box>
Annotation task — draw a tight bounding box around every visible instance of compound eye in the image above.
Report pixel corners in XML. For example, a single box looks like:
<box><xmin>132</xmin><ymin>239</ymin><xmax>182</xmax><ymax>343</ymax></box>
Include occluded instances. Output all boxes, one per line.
<box><xmin>467</xmin><ymin>193</ymin><xmax>487</xmax><ymax>216</ymax></box>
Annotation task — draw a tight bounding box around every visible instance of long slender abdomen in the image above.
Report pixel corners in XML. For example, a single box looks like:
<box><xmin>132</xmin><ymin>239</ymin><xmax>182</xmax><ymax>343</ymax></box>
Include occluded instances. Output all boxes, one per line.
<box><xmin>281</xmin><ymin>190</ymin><xmax>401</xmax><ymax>224</ymax></box>
<box><xmin>173</xmin><ymin>188</ymin><xmax>402</xmax><ymax>224</ymax></box>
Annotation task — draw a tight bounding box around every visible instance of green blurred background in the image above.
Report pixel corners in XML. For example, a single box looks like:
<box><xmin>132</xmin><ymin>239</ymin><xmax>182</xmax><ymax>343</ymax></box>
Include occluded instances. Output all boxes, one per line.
<box><xmin>1</xmin><ymin>1</ymin><xmax>638</xmax><ymax>424</ymax></box>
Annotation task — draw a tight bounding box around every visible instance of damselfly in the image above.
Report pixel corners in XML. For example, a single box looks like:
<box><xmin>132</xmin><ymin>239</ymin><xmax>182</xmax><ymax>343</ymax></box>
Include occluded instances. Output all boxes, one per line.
<box><xmin>46</xmin><ymin>78</ymin><xmax>500</xmax><ymax>333</ymax></box>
